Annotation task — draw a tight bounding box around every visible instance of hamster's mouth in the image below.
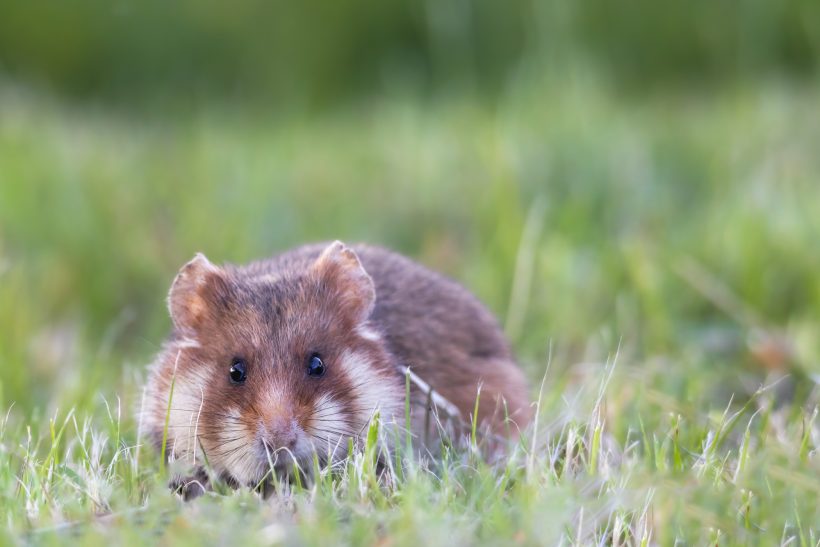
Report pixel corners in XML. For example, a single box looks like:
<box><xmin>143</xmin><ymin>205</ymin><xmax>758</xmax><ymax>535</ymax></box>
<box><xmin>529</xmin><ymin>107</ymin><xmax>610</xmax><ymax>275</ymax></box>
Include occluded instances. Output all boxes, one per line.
<box><xmin>243</xmin><ymin>454</ymin><xmax>310</xmax><ymax>495</ymax></box>
<box><xmin>254</xmin><ymin>436</ymin><xmax>315</xmax><ymax>475</ymax></box>
<box><xmin>212</xmin><ymin>431</ymin><xmax>357</xmax><ymax>490</ymax></box>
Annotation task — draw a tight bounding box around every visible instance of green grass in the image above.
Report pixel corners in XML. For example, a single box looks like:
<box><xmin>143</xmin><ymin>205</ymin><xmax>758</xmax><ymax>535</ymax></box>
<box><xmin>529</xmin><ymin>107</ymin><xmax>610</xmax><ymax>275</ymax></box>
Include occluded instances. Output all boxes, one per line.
<box><xmin>0</xmin><ymin>76</ymin><xmax>819</xmax><ymax>544</ymax></box>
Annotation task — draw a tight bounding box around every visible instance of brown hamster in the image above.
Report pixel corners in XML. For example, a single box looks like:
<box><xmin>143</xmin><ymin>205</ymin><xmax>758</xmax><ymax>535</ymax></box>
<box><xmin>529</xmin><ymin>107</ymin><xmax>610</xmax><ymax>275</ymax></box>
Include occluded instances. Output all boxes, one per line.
<box><xmin>141</xmin><ymin>241</ymin><xmax>531</xmax><ymax>495</ymax></box>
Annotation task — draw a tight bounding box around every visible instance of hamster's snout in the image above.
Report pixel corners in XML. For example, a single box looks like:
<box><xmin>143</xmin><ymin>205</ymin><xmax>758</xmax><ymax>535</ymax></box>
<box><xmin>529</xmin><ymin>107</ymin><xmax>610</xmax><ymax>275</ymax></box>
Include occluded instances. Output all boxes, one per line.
<box><xmin>258</xmin><ymin>415</ymin><xmax>299</xmax><ymax>454</ymax></box>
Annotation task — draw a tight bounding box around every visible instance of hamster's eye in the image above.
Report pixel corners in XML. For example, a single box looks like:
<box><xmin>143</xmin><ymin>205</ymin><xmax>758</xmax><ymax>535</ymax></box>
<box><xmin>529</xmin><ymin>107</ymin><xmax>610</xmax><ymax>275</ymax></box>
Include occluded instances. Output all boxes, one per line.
<box><xmin>307</xmin><ymin>354</ymin><xmax>325</xmax><ymax>378</ymax></box>
<box><xmin>229</xmin><ymin>359</ymin><xmax>247</xmax><ymax>384</ymax></box>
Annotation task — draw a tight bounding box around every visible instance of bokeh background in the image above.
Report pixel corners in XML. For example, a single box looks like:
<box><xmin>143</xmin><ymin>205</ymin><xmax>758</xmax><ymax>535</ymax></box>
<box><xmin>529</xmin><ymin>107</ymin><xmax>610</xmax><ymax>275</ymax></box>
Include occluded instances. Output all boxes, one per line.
<box><xmin>1</xmin><ymin>0</ymin><xmax>819</xmax><ymax>418</ymax></box>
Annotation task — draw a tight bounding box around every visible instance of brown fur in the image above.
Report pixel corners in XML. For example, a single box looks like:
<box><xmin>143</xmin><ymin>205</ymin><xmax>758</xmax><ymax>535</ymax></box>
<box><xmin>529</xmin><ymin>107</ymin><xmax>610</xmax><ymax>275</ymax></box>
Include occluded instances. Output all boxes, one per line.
<box><xmin>142</xmin><ymin>241</ymin><xmax>531</xmax><ymax>494</ymax></box>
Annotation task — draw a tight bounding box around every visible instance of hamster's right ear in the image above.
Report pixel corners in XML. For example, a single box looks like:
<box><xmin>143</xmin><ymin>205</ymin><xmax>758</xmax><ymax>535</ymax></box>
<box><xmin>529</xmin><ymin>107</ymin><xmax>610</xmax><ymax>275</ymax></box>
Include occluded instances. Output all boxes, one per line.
<box><xmin>167</xmin><ymin>253</ymin><xmax>225</xmax><ymax>331</ymax></box>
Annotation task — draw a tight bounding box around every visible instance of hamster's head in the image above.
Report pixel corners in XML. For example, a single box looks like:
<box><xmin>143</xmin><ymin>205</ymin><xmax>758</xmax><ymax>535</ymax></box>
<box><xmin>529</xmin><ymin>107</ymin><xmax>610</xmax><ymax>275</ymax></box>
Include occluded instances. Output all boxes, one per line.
<box><xmin>144</xmin><ymin>242</ymin><xmax>403</xmax><ymax>487</ymax></box>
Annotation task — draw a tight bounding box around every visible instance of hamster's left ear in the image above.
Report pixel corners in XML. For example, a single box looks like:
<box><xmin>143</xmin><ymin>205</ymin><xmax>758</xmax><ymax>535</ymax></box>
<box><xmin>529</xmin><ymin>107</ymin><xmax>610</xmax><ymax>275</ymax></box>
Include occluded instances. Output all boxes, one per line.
<box><xmin>168</xmin><ymin>253</ymin><xmax>226</xmax><ymax>331</ymax></box>
<box><xmin>312</xmin><ymin>241</ymin><xmax>375</xmax><ymax>323</ymax></box>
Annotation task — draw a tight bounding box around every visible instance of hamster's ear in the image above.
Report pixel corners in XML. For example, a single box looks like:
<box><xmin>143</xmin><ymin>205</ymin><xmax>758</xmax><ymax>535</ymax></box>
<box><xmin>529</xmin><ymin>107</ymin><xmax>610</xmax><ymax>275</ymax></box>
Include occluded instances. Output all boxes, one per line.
<box><xmin>168</xmin><ymin>253</ymin><xmax>225</xmax><ymax>331</ymax></box>
<box><xmin>312</xmin><ymin>241</ymin><xmax>375</xmax><ymax>322</ymax></box>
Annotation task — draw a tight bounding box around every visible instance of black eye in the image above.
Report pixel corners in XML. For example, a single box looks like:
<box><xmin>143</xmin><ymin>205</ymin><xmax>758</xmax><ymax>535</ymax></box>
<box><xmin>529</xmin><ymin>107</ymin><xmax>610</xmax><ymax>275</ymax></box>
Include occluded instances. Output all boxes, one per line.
<box><xmin>307</xmin><ymin>354</ymin><xmax>325</xmax><ymax>377</ymax></box>
<box><xmin>229</xmin><ymin>359</ymin><xmax>247</xmax><ymax>384</ymax></box>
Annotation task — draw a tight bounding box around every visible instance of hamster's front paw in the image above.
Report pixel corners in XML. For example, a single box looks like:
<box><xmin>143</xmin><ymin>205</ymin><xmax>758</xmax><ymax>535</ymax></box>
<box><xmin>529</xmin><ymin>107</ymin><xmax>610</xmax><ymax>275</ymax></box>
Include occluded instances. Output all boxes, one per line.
<box><xmin>169</xmin><ymin>467</ymin><xmax>210</xmax><ymax>501</ymax></box>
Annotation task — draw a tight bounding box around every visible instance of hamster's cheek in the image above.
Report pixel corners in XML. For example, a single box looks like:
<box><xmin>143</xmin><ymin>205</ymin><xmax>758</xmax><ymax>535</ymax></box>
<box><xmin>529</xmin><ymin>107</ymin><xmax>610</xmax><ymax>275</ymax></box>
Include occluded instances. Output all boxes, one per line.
<box><xmin>336</xmin><ymin>349</ymin><xmax>403</xmax><ymax>424</ymax></box>
<box><xmin>311</xmin><ymin>392</ymin><xmax>347</xmax><ymax>421</ymax></box>
<box><xmin>159</xmin><ymin>367</ymin><xmax>209</xmax><ymax>463</ymax></box>
<box><xmin>307</xmin><ymin>393</ymin><xmax>349</xmax><ymax>440</ymax></box>
<box><xmin>204</xmin><ymin>407</ymin><xmax>260</xmax><ymax>480</ymax></box>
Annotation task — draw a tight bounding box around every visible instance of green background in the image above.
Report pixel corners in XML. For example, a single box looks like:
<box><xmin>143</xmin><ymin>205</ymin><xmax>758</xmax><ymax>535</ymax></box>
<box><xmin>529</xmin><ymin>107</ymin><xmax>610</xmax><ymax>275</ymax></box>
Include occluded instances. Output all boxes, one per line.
<box><xmin>0</xmin><ymin>1</ymin><xmax>819</xmax><ymax>543</ymax></box>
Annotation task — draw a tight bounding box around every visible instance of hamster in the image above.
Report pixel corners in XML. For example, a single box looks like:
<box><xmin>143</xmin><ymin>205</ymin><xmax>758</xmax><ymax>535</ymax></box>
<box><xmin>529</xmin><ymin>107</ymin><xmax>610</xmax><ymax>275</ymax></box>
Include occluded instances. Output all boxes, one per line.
<box><xmin>141</xmin><ymin>241</ymin><xmax>531</xmax><ymax>496</ymax></box>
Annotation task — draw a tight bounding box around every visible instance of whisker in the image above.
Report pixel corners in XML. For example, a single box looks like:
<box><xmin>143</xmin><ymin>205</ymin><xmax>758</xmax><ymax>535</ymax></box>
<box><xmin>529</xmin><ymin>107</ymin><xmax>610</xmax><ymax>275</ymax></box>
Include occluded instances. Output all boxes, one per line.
<box><xmin>308</xmin><ymin>427</ymin><xmax>356</xmax><ymax>436</ymax></box>
<box><xmin>167</xmin><ymin>408</ymin><xmax>243</xmax><ymax>417</ymax></box>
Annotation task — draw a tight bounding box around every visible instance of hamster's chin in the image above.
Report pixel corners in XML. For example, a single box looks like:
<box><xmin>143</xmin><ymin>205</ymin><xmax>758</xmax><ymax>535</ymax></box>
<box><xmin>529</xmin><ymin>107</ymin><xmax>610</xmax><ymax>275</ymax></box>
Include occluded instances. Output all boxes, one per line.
<box><xmin>215</xmin><ymin>430</ymin><xmax>355</xmax><ymax>489</ymax></box>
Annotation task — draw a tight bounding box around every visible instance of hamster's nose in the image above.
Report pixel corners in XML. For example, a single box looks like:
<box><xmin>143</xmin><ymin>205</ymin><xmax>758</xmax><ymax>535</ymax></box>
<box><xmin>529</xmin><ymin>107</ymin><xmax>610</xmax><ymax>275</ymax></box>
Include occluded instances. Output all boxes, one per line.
<box><xmin>260</xmin><ymin>416</ymin><xmax>298</xmax><ymax>451</ymax></box>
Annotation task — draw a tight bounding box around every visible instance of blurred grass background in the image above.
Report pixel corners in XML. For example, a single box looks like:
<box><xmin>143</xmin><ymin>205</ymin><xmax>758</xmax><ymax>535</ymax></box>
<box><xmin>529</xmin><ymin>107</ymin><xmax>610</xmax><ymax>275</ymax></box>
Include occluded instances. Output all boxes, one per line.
<box><xmin>1</xmin><ymin>1</ymin><xmax>820</xmax><ymax>542</ymax></box>
<box><xmin>1</xmin><ymin>0</ymin><xmax>819</xmax><ymax>413</ymax></box>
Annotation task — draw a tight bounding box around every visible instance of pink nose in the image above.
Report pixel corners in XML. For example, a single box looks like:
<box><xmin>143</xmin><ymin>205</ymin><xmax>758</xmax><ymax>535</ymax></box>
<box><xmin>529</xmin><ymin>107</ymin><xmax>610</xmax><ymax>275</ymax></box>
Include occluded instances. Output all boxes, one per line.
<box><xmin>260</xmin><ymin>416</ymin><xmax>298</xmax><ymax>452</ymax></box>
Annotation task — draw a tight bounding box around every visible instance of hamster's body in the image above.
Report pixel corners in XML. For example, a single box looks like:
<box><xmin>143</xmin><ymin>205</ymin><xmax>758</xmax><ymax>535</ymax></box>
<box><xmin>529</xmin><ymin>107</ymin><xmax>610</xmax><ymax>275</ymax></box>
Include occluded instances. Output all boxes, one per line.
<box><xmin>142</xmin><ymin>242</ymin><xmax>531</xmax><ymax>495</ymax></box>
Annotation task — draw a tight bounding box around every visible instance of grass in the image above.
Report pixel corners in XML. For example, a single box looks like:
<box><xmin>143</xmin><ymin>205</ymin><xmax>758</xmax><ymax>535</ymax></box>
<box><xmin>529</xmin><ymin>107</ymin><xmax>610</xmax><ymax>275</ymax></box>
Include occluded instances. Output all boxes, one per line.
<box><xmin>0</xmin><ymin>74</ymin><xmax>819</xmax><ymax>544</ymax></box>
